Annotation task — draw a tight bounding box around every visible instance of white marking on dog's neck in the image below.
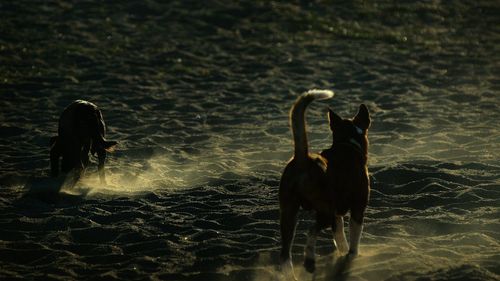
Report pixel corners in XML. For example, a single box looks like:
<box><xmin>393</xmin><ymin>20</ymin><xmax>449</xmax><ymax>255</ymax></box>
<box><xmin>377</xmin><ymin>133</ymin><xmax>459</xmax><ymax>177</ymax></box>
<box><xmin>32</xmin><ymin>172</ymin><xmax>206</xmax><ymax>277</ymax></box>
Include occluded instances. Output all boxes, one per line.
<box><xmin>354</xmin><ymin>125</ymin><xmax>363</xmax><ymax>135</ymax></box>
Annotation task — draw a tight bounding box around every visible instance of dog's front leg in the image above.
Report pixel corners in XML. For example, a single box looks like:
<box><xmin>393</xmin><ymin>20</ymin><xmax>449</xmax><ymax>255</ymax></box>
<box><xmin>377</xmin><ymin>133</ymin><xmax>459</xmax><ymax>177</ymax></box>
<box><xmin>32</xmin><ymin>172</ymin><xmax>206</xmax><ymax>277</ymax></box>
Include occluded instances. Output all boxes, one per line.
<box><xmin>304</xmin><ymin>223</ymin><xmax>320</xmax><ymax>273</ymax></box>
<box><xmin>80</xmin><ymin>143</ymin><xmax>90</xmax><ymax>178</ymax></box>
<box><xmin>280</xmin><ymin>205</ymin><xmax>299</xmax><ymax>281</ymax></box>
<box><xmin>65</xmin><ymin>166</ymin><xmax>82</xmax><ymax>188</ymax></box>
<box><xmin>97</xmin><ymin>150</ymin><xmax>107</xmax><ymax>184</ymax></box>
<box><xmin>333</xmin><ymin>216</ymin><xmax>349</xmax><ymax>254</ymax></box>
<box><xmin>348</xmin><ymin>212</ymin><xmax>364</xmax><ymax>256</ymax></box>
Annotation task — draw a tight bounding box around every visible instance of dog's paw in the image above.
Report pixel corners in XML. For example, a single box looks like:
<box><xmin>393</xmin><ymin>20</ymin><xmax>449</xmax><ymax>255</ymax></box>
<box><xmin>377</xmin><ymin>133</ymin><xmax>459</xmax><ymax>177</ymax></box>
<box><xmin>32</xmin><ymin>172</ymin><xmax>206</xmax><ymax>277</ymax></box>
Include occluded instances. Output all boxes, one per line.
<box><xmin>303</xmin><ymin>258</ymin><xmax>316</xmax><ymax>273</ymax></box>
<box><xmin>333</xmin><ymin>239</ymin><xmax>349</xmax><ymax>255</ymax></box>
<box><xmin>337</xmin><ymin>243</ymin><xmax>349</xmax><ymax>254</ymax></box>
<box><xmin>281</xmin><ymin>260</ymin><xmax>298</xmax><ymax>281</ymax></box>
<box><xmin>347</xmin><ymin>249</ymin><xmax>359</xmax><ymax>258</ymax></box>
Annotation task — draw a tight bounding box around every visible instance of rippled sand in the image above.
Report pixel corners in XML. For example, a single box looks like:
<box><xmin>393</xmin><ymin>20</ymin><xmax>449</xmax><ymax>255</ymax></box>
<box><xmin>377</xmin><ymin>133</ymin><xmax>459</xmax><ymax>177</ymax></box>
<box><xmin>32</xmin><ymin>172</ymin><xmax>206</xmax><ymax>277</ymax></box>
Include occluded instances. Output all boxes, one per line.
<box><xmin>1</xmin><ymin>1</ymin><xmax>499</xmax><ymax>280</ymax></box>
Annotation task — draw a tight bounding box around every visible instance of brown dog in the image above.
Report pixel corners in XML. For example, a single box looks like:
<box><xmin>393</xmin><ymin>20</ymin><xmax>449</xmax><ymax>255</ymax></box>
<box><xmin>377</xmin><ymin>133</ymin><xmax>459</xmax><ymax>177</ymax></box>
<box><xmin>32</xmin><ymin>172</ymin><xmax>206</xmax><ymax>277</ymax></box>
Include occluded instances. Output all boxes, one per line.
<box><xmin>279</xmin><ymin>90</ymin><xmax>370</xmax><ymax>279</ymax></box>
<box><xmin>50</xmin><ymin>100</ymin><xmax>117</xmax><ymax>185</ymax></box>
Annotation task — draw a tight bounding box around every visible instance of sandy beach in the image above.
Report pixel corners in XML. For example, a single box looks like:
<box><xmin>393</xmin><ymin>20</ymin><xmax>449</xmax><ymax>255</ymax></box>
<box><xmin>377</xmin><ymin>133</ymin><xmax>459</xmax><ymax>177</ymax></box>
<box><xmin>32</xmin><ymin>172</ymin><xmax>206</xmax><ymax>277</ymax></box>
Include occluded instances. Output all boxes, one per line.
<box><xmin>1</xmin><ymin>1</ymin><xmax>499</xmax><ymax>280</ymax></box>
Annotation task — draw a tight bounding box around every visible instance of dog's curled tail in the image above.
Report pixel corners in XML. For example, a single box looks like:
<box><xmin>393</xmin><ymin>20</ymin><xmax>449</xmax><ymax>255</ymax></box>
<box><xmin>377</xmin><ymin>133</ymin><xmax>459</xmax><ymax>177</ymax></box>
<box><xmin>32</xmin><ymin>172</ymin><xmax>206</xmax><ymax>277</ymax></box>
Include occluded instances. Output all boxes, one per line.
<box><xmin>290</xmin><ymin>89</ymin><xmax>334</xmax><ymax>164</ymax></box>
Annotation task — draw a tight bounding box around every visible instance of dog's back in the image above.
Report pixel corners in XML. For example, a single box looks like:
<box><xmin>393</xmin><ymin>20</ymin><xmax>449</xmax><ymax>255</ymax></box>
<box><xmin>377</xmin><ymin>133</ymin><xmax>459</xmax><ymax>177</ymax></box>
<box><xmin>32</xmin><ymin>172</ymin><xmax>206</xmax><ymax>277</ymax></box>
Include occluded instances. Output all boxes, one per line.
<box><xmin>58</xmin><ymin>100</ymin><xmax>101</xmax><ymax>143</ymax></box>
<box><xmin>280</xmin><ymin>90</ymin><xmax>335</xmax><ymax>214</ymax></box>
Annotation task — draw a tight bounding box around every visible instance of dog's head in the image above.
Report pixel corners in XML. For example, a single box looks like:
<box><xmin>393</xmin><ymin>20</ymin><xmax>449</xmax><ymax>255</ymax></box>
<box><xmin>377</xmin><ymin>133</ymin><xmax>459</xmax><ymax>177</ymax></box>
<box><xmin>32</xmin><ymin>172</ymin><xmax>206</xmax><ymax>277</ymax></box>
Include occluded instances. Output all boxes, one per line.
<box><xmin>328</xmin><ymin>104</ymin><xmax>370</xmax><ymax>155</ymax></box>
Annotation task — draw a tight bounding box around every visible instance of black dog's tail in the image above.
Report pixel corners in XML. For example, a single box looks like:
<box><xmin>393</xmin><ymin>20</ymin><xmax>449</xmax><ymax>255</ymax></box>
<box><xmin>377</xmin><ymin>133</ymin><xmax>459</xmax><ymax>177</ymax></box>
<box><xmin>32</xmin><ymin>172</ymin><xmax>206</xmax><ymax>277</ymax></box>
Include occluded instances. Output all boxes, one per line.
<box><xmin>290</xmin><ymin>89</ymin><xmax>334</xmax><ymax>164</ymax></box>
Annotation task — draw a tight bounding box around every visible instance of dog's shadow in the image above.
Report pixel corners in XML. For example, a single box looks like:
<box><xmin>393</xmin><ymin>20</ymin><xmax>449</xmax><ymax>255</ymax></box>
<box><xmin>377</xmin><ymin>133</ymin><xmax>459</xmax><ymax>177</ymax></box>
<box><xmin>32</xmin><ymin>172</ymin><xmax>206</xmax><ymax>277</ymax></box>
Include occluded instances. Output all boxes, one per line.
<box><xmin>312</xmin><ymin>254</ymin><xmax>354</xmax><ymax>281</ymax></box>
<box><xmin>22</xmin><ymin>176</ymin><xmax>90</xmax><ymax>204</ymax></box>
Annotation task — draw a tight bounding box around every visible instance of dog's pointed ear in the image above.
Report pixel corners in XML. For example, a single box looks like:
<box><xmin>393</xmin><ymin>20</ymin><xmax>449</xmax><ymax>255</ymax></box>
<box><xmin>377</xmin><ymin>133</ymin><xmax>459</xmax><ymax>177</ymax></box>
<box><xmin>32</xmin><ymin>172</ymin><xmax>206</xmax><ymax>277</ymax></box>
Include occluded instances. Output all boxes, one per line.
<box><xmin>328</xmin><ymin>108</ymin><xmax>342</xmax><ymax>130</ymax></box>
<box><xmin>353</xmin><ymin>104</ymin><xmax>370</xmax><ymax>130</ymax></box>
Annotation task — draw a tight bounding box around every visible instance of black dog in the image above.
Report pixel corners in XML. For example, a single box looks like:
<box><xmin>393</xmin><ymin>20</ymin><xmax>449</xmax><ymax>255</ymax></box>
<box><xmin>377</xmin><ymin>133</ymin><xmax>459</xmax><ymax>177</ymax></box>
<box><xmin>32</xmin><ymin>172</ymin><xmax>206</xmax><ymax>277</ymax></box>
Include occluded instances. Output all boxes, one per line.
<box><xmin>50</xmin><ymin>100</ymin><xmax>117</xmax><ymax>184</ymax></box>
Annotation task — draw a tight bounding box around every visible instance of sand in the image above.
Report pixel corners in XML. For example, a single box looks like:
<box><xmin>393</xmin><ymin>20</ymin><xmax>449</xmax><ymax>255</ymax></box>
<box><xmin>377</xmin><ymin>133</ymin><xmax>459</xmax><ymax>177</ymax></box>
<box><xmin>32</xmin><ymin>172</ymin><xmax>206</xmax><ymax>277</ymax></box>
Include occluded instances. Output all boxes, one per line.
<box><xmin>1</xmin><ymin>0</ymin><xmax>499</xmax><ymax>280</ymax></box>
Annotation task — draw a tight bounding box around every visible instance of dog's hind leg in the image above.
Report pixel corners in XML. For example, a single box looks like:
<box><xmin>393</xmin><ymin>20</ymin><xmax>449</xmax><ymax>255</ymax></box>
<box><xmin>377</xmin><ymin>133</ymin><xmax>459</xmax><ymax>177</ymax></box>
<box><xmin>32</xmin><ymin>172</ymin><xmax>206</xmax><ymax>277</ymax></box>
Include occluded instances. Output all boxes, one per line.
<box><xmin>348</xmin><ymin>210</ymin><xmax>365</xmax><ymax>256</ymax></box>
<box><xmin>333</xmin><ymin>216</ymin><xmax>349</xmax><ymax>254</ymax></box>
<box><xmin>279</xmin><ymin>201</ymin><xmax>299</xmax><ymax>281</ymax></box>
<box><xmin>304</xmin><ymin>221</ymin><xmax>322</xmax><ymax>273</ymax></box>
<box><xmin>304</xmin><ymin>213</ymin><xmax>331</xmax><ymax>273</ymax></box>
